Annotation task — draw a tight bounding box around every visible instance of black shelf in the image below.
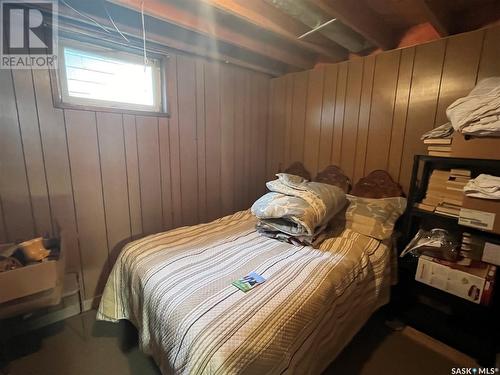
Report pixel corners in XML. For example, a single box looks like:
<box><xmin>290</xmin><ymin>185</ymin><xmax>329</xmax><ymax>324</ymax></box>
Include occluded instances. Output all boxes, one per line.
<box><xmin>410</xmin><ymin>208</ymin><xmax>500</xmax><ymax>243</ymax></box>
<box><xmin>394</xmin><ymin>154</ymin><xmax>500</xmax><ymax>366</ymax></box>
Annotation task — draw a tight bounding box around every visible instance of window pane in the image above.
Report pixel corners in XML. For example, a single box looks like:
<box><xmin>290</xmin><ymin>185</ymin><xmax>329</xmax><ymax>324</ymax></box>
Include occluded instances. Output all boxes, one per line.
<box><xmin>63</xmin><ymin>47</ymin><xmax>156</xmax><ymax>107</ymax></box>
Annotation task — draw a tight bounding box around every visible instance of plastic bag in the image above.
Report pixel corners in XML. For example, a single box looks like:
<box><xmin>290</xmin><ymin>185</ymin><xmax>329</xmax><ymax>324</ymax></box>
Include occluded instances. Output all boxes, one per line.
<box><xmin>400</xmin><ymin>228</ymin><xmax>459</xmax><ymax>261</ymax></box>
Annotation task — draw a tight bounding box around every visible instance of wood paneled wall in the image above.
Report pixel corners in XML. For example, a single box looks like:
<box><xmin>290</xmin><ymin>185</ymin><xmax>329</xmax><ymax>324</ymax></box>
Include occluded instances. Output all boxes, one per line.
<box><xmin>0</xmin><ymin>52</ymin><xmax>270</xmax><ymax>300</ymax></box>
<box><xmin>267</xmin><ymin>26</ymin><xmax>500</xmax><ymax>193</ymax></box>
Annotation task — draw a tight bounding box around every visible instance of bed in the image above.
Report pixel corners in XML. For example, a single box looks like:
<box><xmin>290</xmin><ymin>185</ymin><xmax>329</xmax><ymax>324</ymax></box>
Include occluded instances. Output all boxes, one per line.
<box><xmin>97</xmin><ymin>166</ymin><xmax>405</xmax><ymax>375</ymax></box>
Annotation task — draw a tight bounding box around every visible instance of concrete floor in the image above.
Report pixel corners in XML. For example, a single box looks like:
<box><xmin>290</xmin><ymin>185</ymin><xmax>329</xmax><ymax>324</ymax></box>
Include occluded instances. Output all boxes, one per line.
<box><xmin>1</xmin><ymin>310</ymin><xmax>474</xmax><ymax>375</ymax></box>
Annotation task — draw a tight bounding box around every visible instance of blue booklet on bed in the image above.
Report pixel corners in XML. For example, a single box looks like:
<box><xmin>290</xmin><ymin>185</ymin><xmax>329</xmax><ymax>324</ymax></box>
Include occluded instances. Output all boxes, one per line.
<box><xmin>232</xmin><ymin>272</ymin><xmax>266</xmax><ymax>292</ymax></box>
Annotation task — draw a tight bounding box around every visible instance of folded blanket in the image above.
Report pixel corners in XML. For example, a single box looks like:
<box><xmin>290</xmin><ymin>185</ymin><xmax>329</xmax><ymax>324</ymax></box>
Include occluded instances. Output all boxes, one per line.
<box><xmin>446</xmin><ymin>77</ymin><xmax>500</xmax><ymax>136</ymax></box>
<box><xmin>463</xmin><ymin>174</ymin><xmax>500</xmax><ymax>200</ymax></box>
<box><xmin>251</xmin><ymin>173</ymin><xmax>346</xmax><ymax>245</ymax></box>
<box><xmin>420</xmin><ymin>122</ymin><xmax>453</xmax><ymax>140</ymax></box>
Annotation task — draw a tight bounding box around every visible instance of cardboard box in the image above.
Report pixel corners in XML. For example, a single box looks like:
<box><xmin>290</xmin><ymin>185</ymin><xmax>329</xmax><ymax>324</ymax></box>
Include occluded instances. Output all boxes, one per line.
<box><xmin>459</xmin><ymin>196</ymin><xmax>500</xmax><ymax>234</ymax></box>
<box><xmin>451</xmin><ymin>133</ymin><xmax>500</xmax><ymax>160</ymax></box>
<box><xmin>415</xmin><ymin>255</ymin><xmax>496</xmax><ymax>305</ymax></box>
<box><xmin>0</xmin><ymin>236</ymin><xmax>65</xmax><ymax>318</ymax></box>
<box><xmin>0</xmin><ymin>260</ymin><xmax>59</xmax><ymax>304</ymax></box>
<box><xmin>0</xmin><ymin>283</ymin><xmax>63</xmax><ymax>319</ymax></box>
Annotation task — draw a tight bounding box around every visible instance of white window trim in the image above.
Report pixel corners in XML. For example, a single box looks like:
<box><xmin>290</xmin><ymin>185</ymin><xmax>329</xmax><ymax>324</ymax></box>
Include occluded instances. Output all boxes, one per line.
<box><xmin>52</xmin><ymin>38</ymin><xmax>168</xmax><ymax>116</ymax></box>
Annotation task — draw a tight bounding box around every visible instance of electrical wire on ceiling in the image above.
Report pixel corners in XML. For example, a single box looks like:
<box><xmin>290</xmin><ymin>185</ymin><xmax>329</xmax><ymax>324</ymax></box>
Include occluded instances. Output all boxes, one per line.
<box><xmin>140</xmin><ymin>0</ymin><xmax>148</xmax><ymax>67</ymax></box>
<box><xmin>60</xmin><ymin>0</ymin><xmax>150</xmax><ymax>66</ymax></box>
<box><xmin>103</xmin><ymin>2</ymin><xmax>129</xmax><ymax>43</ymax></box>
<box><xmin>60</xmin><ymin>0</ymin><xmax>110</xmax><ymax>34</ymax></box>
<box><xmin>297</xmin><ymin>18</ymin><xmax>336</xmax><ymax>39</ymax></box>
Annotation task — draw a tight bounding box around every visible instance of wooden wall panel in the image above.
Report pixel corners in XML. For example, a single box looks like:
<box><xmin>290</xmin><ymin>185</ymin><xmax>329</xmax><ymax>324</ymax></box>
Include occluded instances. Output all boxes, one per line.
<box><xmin>352</xmin><ymin>55</ymin><xmax>376</xmax><ymax>183</ymax></box>
<box><xmin>364</xmin><ymin>50</ymin><xmax>401</xmax><ymax>174</ymax></box>
<box><xmin>290</xmin><ymin>72</ymin><xmax>309</xmax><ymax>163</ymax></box>
<box><xmin>283</xmin><ymin>74</ymin><xmax>295</xmax><ymax>167</ymax></box>
<box><xmin>177</xmin><ymin>55</ymin><xmax>200</xmax><ymax>225</ymax></box>
<box><xmin>158</xmin><ymin>117</ymin><xmax>173</xmax><ymax>231</ymax></box>
<box><xmin>248</xmin><ymin>74</ymin><xmax>260</xmax><ymax>201</ymax></box>
<box><xmin>268</xmin><ymin>26</ymin><xmax>500</xmax><ymax>193</ymax></box>
<box><xmin>387</xmin><ymin>48</ymin><xmax>415</xmax><ymax>182</ymax></box>
<box><xmin>399</xmin><ymin>39</ymin><xmax>446</xmax><ymax>192</ymax></box>
<box><xmin>266</xmin><ymin>78</ymin><xmax>278</xmax><ymax>180</ymax></box>
<box><xmin>434</xmin><ymin>31</ymin><xmax>484</xmax><ymax>126</ymax></box>
<box><xmin>0</xmin><ymin>202</ymin><xmax>6</xmax><ymax>243</ymax></box>
<box><xmin>167</xmin><ymin>56</ymin><xmax>183</xmax><ymax>228</ymax></box>
<box><xmin>1</xmin><ymin>51</ymin><xmax>270</xmax><ymax>301</ymax></box>
<box><xmin>331</xmin><ymin>63</ymin><xmax>348</xmax><ymax>166</ymax></box>
<box><xmin>242</xmin><ymin>71</ymin><xmax>252</xmax><ymax>206</ymax></box>
<box><xmin>204</xmin><ymin>62</ymin><xmax>222</xmax><ymax>221</ymax></box>
<box><xmin>303</xmin><ymin>67</ymin><xmax>324</xmax><ymax>177</ymax></box>
<box><xmin>317</xmin><ymin>65</ymin><xmax>338</xmax><ymax>172</ymax></box>
<box><xmin>233</xmin><ymin>68</ymin><xmax>247</xmax><ymax>210</ymax></box>
<box><xmin>32</xmin><ymin>69</ymin><xmax>81</xmax><ymax>275</ymax></box>
<box><xmin>65</xmin><ymin>109</ymin><xmax>109</xmax><ymax>298</ymax></box>
<box><xmin>96</xmin><ymin>112</ymin><xmax>131</xmax><ymax>266</ymax></box>
<box><xmin>136</xmin><ymin>116</ymin><xmax>163</xmax><ymax>235</ymax></box>
<box><xmin>123</xmin><ymin>115</ymin><xmax>144</xmax><ymax>237</ymax></box>
<box><xmin>257</xmin><ymin>74</ymin><xmax>270</xmax><ymax>196</ymax></box>
<box><xmin>220</xmin><ymin>65</ymin><xmax>236</xmax><ymax>216</ymax></box>
<box><xmin>0</xmin><ymin>70</ymin><xmax>35</xmax><ymax>241</ymax></box>
<box><xmin>12</xmin><ymin>70</ymin><xmax>53</xmax><ymax>236</ymax></box>
<box><xmin>477</xmin><ymin>27</ymin><xmax>500</xmax><ymax>81</ymax></box>
<box><xmin>340</xmin><ymin>59</ymin><xmax>363</xmax><ymax>178</ymax></box>
<box><xmin>195</xmin><ymin>60</ymin><xmax>208</xmax><ymax>222</ymax></box>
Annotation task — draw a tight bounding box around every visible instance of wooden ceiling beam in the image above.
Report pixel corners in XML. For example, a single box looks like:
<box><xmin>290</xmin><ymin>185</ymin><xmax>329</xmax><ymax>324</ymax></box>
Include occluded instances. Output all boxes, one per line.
<box><xmin>310</xmin><ymin>0</ymin><xmax>397</xmax><ymax>50</ymax></box>
<box><xmin>55</xmin><ymin>13</ymin><xmax>286</xmax><ymax>77</ymax></box>
<box><xmin>108</xmin><ymin>0</ymin><xmax>315</xmax><ymax>70</ymax></box>
<box><xmin>454</xmin><ymin>2</ymin><xmax>500</xmax><ymax>33</ymax></box>
<box><xmin>200</xmin><ymin>0</ymin><xmax>347</xmax><ymax>61</ymax></box>
<box><xmin>414</xmin><ymin>0</ymin><xmax>451</xmax><ymax>36</ymax></box>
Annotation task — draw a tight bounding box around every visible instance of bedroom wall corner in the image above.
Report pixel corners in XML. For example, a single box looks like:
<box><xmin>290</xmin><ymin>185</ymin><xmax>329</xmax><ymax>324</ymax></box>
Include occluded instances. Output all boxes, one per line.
<box><xmin>0</xmin><ymin>52</ymin><xmax>271</xmax><ymax>300</ymax></box>
<box><xmin>267</xmin><ymin>24</ymin><xmax>500</xmax><ymax>193</ymax></box>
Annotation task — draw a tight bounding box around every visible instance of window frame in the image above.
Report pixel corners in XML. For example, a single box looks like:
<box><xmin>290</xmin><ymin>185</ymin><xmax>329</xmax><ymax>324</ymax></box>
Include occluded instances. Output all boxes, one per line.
<box><xmin>51</xmin><ymin>38</ymin><xmax>169</xmax><ymax>117</ymax></box>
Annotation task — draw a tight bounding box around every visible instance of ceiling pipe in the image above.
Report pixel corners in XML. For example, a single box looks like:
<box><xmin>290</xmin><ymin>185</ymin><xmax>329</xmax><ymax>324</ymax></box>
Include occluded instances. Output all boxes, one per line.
<box><xmin>297</xmin><ymin>18</ymin><xmax>336</xmax><ymax>39</ymax></box>
<box><xmin>265</xmin><ymin>0</ymin><xmax>371</xmax><ymax>53</ymax></box>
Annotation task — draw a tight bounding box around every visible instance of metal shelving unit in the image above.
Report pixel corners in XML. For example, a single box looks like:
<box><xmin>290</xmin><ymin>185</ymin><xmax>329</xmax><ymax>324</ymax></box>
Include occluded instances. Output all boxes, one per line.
<box><xmin>395</xmin><ymin>155</ymin><xmax>500</xmax><ymax>366</ymax></box>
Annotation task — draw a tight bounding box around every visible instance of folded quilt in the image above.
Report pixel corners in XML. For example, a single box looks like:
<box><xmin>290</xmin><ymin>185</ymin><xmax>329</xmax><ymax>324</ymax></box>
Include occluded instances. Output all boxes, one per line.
<box><xmin>463</xmin><ymin>174</ymin><xmax>500</xmax><ymax>200</ymax></box>
<box><xmin>420</xmin><ymin>122</ymin><xmax>454</xmax><ymax>140</ymax></box>
<box><xmin>251</xmin><ymin>173</ymin><xmax>346</xmax><ymax>244</ymax></box>
<box><xmin>446</xmin><ymin>77</ymin><xmax>500</xmax><ymax>136</ymax></box>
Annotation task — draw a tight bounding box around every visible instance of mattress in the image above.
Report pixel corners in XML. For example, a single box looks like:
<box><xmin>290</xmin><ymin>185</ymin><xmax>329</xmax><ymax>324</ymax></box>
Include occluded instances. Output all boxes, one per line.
<box><xmin>97</xmin><ymin>210</ymin><xmax>394</xmax><ymax>374</ymax></box>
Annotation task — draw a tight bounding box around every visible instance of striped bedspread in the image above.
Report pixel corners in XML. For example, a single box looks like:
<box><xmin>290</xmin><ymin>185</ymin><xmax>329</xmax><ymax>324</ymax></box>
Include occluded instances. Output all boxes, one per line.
<box><xmin>97</xmin><ymin>210</ymin><xmax>393</xmax><ymax>375</ymax></box>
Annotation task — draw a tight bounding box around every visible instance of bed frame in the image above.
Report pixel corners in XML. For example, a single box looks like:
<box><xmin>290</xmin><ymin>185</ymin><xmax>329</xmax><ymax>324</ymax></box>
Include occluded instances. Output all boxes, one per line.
<box><xmin>283</xmin><ymin>162</ymin><xmax>404</xmax><ymax>198</ymax></box>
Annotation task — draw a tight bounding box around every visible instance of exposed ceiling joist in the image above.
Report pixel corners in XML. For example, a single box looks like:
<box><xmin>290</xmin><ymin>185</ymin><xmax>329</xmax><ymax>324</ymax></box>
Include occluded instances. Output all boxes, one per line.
<box><xmin>49</xmin><ymin>0</ymin><xmax>288</xmax><ymax>76</ymax></box>
<box><xmin>309</xmin><ymin>0</ymin><xmax>397</xmax><ymax>50</ymax></box>
<box><xmin>458</xmin><ymin>1</ymin><xmax>500</xmax><ymax>33</ymax></box>
<box><xmin>109</xmin><ymin>0</ymin><xmax>315</xmax><ymax>70</ymax></box>
<box><xmin>415</xmin><ymin>0</ymin><xmax>451</xmax><ymax>36</ymax></box>
<box><xmin>201</xmin><ymin>0</ymin><xmax>348</xmax><ymax>61</ymax></box>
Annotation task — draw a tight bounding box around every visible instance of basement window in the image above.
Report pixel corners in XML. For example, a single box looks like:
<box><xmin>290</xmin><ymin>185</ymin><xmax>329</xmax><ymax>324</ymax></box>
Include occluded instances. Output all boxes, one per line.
<box><xmin>55</xmin><ymin>40</ymin><xmax>165</xmax><ymax>114</ymax></box>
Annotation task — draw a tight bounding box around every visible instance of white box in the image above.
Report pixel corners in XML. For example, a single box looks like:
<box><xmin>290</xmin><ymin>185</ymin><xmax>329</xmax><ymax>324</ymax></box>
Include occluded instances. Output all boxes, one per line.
<box><xmin>415</xmin><ymin>255</ymin><xmax>496</xmax><ymax>305</ymax></box>
<box><xmin>482</xmin><ymin>242</ymin><xmax>500</xmax><ymax>266</ymax></box>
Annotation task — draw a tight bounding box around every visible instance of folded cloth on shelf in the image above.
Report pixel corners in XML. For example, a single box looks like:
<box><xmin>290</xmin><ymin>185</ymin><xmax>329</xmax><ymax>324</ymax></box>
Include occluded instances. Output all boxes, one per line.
<box><xmin>446</xmin><ymin>77</ymin><xmax>500</xmax><ymax>136</ymax></box>
<box><xmin>251</xmin><ymin>173</ymin><xmax>346</xmax><ymax>245</ymax></box>
<box><xmin>420</xmin><ymin>122</ymin><xmax>454</xmax><ymax>140</ymax></box>
<box><xmin>463</xmin><ymin>174</ymin><xmax>500</xmax><ymax>200</ymax></box>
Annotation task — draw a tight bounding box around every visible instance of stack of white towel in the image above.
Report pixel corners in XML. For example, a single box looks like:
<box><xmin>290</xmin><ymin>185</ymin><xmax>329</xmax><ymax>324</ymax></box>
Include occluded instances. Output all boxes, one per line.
<box><xmin>463</xmin><ymin>174</ymin><xmax>500</xmax><ymax>200</ymax></box>
<box><xmin>447</xmin><ymin>77</ymin><xmax>500</xmax><ymax>136</ymax></box>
